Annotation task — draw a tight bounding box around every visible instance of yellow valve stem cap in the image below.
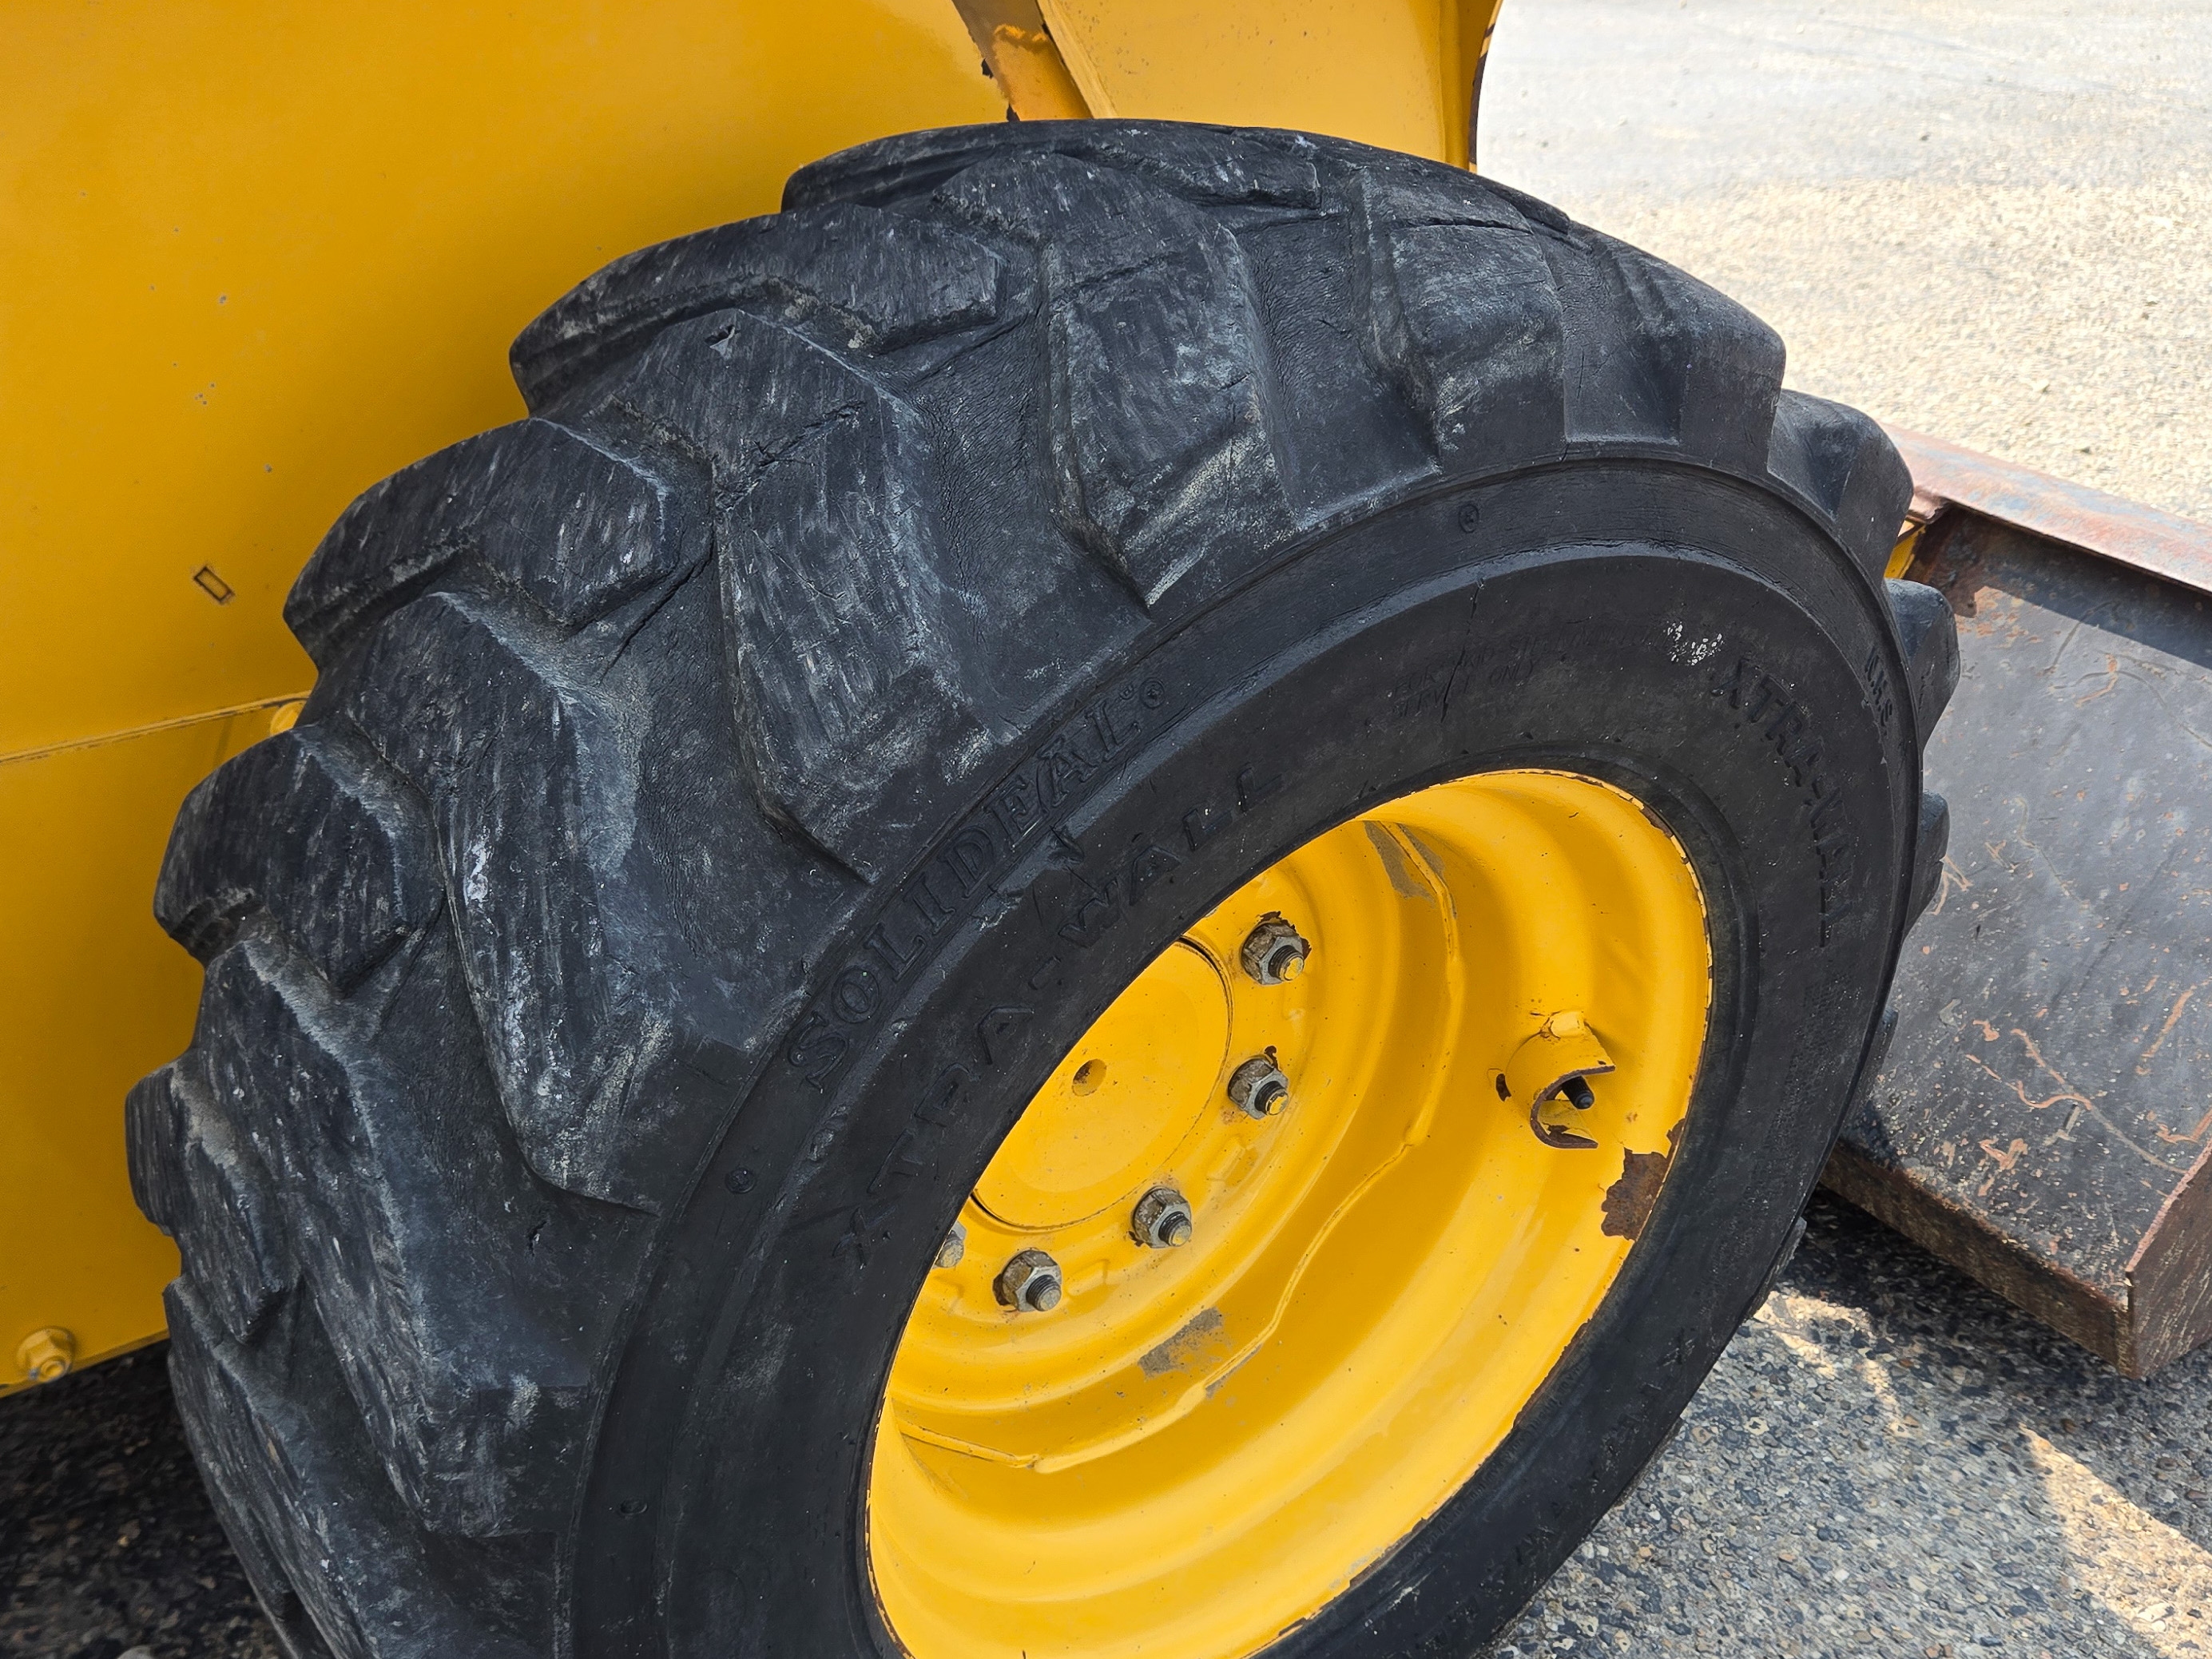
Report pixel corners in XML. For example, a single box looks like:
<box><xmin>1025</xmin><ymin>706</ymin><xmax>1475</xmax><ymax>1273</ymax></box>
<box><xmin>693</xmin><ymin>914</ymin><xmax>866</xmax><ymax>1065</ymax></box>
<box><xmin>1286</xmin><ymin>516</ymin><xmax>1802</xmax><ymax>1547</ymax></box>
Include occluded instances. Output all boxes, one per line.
<box><xmin>1502</xmin><ymin>1010</ymin><xmax>1617</xmax><ymax>1103</ymax></box>
<box><xmin>1504</xmin><ymin>1012</ymin><xmax>1618</xmax><ymax>1150</ymax></box>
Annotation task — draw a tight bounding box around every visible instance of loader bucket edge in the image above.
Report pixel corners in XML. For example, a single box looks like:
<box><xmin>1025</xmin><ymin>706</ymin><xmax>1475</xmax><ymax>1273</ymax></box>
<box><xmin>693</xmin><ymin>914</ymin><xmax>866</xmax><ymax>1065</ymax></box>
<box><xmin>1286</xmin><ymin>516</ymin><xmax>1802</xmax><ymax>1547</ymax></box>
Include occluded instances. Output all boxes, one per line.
<box><xmin>1825</xmin><ymin>429</ymin><xmax>2212</xmax><ymax>1380</ymax></box>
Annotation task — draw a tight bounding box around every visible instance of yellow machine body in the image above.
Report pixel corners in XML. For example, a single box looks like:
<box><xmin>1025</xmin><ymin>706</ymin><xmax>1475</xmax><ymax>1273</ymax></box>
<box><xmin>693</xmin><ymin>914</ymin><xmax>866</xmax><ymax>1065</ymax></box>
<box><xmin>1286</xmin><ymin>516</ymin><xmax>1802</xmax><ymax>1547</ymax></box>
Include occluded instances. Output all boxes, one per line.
<box><xmin>0</xmin><ymin>2</ymin><xmax>1498</xmax><ymax>1388</ymax></box>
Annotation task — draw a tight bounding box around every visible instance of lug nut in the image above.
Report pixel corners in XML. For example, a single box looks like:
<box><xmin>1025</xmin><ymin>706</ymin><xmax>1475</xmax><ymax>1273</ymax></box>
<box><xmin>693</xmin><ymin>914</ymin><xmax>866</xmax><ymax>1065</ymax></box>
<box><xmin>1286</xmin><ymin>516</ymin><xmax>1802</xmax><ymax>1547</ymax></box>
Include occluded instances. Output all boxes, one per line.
<box><xmin>1228</xmin><ymin>1054</ymin><xmax>1291</xmax><ymax>1118</ymax></box>
<box><xmin>935</xmin><ymin>1221</ymin><xmax>967</xmax><ymax>1270</ymax></box>
<box><xmin>1240</xmin><ymin>915</ymin><xmax>1310</xmax><ymax>985</ymax></box>
<box><xmin>1131</xmin><ymin>1186</ymin><xmax>1194</xmax><ymax>1248</ymax></box>
<box><xmin>995</xmin><ymin>1249</ymin><xmax>1064</xmax><ymax>1313</ymax></box>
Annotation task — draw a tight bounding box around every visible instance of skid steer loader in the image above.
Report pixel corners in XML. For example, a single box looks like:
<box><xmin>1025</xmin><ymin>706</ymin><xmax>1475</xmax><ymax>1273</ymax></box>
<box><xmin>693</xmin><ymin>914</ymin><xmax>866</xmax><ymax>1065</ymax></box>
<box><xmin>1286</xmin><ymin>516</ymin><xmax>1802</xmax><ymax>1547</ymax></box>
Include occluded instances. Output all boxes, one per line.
<box><xmin>6</xmin><ymin>3</ymin><xmax>2202</xmax><ymax>1654</ymax></box>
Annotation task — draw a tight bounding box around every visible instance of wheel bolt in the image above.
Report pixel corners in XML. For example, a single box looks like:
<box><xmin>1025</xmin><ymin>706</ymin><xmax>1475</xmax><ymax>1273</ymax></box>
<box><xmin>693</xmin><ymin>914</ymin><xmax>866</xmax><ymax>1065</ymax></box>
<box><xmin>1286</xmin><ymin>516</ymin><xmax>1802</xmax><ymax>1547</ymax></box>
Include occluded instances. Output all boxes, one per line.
<box><xmin>1228</xmin><ymin>1054</ymin><xmax>1291</xmax><ymax>1118</ymax></box>
<box><xmin>1240</xmin><ymin>915</ymin><xmax>1310</xmax><ymax>985</ymax></box>
<box><xmin>1132</xmin><ymin>1186</ymin><xmax>1194</xmax><ymax>1248</ymax></box>
<box><xmin>935</xmin><ymin>1220</ymin><xmax>967</xmax><ymax>1270</ymax></box>
<box><xmin>995</xmin><ymin>1249</ymin><xmax>1064</xmax><ymax>1313</ymax></box>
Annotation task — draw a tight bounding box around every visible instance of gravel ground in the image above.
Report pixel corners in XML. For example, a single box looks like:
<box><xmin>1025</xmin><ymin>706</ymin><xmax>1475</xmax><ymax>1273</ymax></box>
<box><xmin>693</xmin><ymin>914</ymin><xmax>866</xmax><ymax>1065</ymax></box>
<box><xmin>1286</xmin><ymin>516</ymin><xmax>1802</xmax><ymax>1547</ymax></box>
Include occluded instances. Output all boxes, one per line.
<box><xmin>1488</xmin><ymin>1196</ymin><xmax>2212</xmax><ymax>1657</ymax></box>
<box><xmin>1480</xmin><ymin>0</ymin><xmax>2212</xmax><ymax>522</ymax></box>
<box><xmin>9</xmin><ymin>6</ymin><xmax>2210</xmax><ymax>1657</ymax></box>
<box><xmin>1</xmin><ymin>1348</ymin><xmax>275</xmax><ymax>1659</ymax></box>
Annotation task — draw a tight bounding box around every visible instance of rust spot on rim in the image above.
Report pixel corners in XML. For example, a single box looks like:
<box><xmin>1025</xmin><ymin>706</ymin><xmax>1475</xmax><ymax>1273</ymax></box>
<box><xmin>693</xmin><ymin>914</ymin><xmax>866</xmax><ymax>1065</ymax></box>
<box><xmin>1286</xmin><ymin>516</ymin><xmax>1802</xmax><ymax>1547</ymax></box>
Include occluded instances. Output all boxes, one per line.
<box><xmin>1601</xmin><ymin>1147</ymin><xmax>1671</xmax><ymax>1240</ymax></box>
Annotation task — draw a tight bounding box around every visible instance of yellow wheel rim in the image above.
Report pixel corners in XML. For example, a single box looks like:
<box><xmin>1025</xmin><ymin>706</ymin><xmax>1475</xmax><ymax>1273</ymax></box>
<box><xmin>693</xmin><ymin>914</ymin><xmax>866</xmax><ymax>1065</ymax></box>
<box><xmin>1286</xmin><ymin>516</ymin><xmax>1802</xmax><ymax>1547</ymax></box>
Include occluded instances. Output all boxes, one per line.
<box><xmin>867</xmin><ymin>769</ymin><xmax>1713</xmax><ymax>1659</ymax></box>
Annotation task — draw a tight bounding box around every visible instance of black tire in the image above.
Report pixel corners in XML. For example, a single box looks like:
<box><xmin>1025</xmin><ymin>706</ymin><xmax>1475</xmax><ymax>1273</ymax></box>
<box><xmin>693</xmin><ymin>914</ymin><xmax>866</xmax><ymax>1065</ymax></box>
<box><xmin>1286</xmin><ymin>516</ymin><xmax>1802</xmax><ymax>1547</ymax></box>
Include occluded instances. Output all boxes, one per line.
<box><xmin>128</xmin><ymin>121</ymin><xmax>1956</xmax><ymax>1659</ymax></box>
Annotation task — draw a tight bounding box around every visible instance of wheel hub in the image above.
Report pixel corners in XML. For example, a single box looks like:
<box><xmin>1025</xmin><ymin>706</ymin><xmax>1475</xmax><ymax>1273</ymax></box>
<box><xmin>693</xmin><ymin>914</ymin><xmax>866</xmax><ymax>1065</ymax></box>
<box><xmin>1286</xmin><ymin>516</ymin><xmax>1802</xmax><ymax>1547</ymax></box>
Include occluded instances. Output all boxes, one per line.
<box><xmin>970</xmin><ymin>942</ymin><xmax>1229</xmax><ymax>1232</ymax></box>
<box><xmin>868</xmin><ymin>769</ymin><xmax>1713</xmax><ymax>1659</ymax></box>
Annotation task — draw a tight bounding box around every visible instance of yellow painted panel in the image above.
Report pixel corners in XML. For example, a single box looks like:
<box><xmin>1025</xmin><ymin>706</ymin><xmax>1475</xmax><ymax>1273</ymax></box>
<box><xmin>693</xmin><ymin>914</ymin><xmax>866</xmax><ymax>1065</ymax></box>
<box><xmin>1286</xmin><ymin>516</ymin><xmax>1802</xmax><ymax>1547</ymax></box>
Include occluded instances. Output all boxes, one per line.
<box><xmin>2</xmin><ymin>0</ymin><xmax>1503</xmax><ymax>1385</ymax></box>
<box><xmin>1</xmin><ymin>2</ymin><xmax>999</xmax><ymax>1380</ymax></box>
<box><xmin>1037</xmin><ymin>0</ymin><xmax>1497</xmax><ymax>165</ymax></box>
<box><xmin>0</xmin><ymin>1</ymin><xmax>1004</xmax><ymax>759</ymax></box>
<box><xmin>0</xmin><ymin>708</ymin><xmax>292</xmax><ymax>1393</ymax></box>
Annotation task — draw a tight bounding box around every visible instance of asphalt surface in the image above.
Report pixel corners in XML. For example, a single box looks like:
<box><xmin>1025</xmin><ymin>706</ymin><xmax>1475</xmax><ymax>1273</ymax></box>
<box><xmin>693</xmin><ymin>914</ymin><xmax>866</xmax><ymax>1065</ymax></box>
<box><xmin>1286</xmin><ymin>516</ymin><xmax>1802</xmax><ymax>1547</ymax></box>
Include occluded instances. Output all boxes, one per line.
<box><xmin>1482</xmin><ymin>0</ymin><xmax>2212</xmax><ymax>523</ymax></box>
<box><xmin>9</xmin><ymin>5</ymin><xmax>2211</xmax><ymax>1657</ymax></box>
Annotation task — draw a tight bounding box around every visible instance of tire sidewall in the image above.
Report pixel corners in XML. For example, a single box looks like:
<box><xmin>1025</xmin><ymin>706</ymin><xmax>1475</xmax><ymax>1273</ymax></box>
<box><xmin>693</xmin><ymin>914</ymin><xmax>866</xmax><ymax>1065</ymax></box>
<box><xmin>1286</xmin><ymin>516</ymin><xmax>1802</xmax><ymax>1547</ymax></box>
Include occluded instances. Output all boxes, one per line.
<box><xmin>574</xmin><ymin>462</ymin><xmax>1917</xmax><ymax>1658</ymax></box>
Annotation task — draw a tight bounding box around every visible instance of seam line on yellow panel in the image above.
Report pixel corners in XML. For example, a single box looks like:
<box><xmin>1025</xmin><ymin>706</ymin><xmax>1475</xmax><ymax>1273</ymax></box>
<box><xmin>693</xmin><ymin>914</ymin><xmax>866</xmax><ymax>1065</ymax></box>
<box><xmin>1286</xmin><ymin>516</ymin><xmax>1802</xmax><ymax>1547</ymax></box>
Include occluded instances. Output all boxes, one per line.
<box><xmin>0</xmin><ymin>693</ymin><xmax>312</xmax><ymax>770</ymax></box>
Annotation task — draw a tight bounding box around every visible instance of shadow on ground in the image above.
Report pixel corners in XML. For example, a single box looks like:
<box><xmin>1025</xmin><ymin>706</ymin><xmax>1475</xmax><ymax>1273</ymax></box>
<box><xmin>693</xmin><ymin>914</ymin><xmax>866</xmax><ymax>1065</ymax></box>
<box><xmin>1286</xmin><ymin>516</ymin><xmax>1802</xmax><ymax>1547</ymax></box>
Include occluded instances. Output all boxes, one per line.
<box><xmin>1</xmin><ymin>1346</ymin><xmax>275</xmax><ymax>1659</ymax></box>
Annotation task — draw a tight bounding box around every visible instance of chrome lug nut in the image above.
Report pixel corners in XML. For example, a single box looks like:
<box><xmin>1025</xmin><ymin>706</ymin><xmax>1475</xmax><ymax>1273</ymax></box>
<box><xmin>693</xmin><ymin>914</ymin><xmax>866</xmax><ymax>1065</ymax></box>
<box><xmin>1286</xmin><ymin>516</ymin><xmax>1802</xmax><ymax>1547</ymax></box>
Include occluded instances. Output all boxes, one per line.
<box><xmin>1228</xmin><ymin>1054</ymin><xmax>1291</xmax><ymax>1118</ymax></box>
<box><xmin>1240</xmin><ymin>915</ymin><xmax>1310</xmax><ymax>985</ymax></box>
<box><xmin>935</xmin><ymin>1220</ymin><xmax>967</xmax><ymax>1270</ymax></box>
<box><xmin>1131</xmin><ymin>1186</ymin><xmax>1195</xmax><ymax>1248</ymax></box>
<box><xmin>995</xmin><ymin>1249</ymin><xmax>1064</xmax><ymax>1313</ymax></box>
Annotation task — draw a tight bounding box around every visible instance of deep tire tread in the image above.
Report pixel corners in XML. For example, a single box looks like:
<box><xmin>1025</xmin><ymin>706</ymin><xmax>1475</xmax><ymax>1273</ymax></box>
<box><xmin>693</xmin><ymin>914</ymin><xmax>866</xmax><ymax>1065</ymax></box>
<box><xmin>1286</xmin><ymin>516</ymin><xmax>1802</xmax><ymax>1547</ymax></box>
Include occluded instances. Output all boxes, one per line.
<box><xmin>157</xmin><ymin>720</ymin><xmax>444</xmax><ymax>990</ymax></box>
<box><xmin>510</xmin><ymin>201</ymin><xmax>1008</xmax><ymax>411</ymax></box>
<box><xmin>285</xmin><ymin>417</ymin><xmax>706</xmax><ymax>669</ymax></box>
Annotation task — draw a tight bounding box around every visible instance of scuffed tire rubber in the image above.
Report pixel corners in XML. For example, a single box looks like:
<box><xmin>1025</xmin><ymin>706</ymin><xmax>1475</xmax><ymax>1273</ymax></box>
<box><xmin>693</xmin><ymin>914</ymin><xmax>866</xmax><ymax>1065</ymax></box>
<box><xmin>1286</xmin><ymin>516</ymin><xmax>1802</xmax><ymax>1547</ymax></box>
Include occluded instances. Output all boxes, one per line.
<box><xmin>129</xmin><ymin>121</ymin><xmax>1956</xmax><ymax>1659</ymax></box>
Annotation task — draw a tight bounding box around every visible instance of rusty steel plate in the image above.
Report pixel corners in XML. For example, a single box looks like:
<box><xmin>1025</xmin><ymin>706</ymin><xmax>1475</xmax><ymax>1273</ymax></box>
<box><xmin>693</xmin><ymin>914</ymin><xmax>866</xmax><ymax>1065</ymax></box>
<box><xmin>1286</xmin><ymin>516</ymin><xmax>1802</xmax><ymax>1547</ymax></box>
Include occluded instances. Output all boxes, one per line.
<box><xmin>1826</xmin><ymin>435</ymin><xmax>2212</xmax><ymax>1378</ymax></box>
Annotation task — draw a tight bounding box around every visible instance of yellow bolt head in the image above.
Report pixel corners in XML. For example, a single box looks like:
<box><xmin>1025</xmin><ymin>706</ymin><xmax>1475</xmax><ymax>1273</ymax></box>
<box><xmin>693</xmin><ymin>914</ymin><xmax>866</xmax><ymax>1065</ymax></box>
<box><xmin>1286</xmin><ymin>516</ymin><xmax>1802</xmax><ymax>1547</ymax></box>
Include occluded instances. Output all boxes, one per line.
<box><xmin>17</xmin><ymin>1326</ymin><xmax>75</xmax><ymax>1385</ymax></box>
